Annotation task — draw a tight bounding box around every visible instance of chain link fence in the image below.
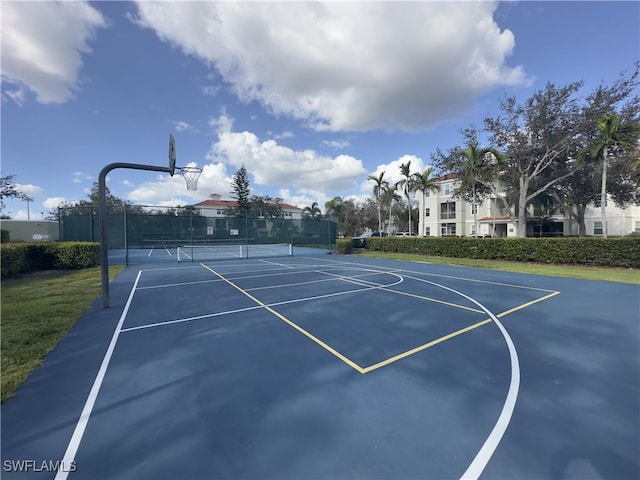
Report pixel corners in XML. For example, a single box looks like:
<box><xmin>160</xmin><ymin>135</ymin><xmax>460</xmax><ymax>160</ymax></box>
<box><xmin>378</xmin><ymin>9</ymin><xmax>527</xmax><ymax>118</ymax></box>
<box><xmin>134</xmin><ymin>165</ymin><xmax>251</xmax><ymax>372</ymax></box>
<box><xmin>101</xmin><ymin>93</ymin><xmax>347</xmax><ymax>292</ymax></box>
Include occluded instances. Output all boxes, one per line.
<box><xmin>59</xmin><ymin>205</ymin><xmax>337</xmax><ymax>261</ymax></box>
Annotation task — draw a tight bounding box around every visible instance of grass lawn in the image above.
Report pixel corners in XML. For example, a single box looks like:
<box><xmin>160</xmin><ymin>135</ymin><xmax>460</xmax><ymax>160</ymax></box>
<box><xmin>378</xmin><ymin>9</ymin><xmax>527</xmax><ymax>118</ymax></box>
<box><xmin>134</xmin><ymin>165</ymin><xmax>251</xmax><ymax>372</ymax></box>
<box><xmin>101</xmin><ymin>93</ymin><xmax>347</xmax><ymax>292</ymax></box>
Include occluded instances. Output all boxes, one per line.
<box><xmin>356</xmin><ymin>251</ymin><xmax>640</xmax><ymax>284</ymax></box>
<box><xmin>1</xmin><ymin>266</ymin><xmax>125</xmax><ymax>402</ymax></box>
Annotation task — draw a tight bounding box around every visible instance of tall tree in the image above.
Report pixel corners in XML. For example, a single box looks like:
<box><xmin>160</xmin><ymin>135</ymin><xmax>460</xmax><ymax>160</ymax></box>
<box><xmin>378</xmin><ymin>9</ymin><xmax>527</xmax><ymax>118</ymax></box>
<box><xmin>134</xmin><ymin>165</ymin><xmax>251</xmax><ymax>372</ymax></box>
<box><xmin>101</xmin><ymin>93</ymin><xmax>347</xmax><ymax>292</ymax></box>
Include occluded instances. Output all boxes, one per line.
<box><xmin>302</xmin><ymin>201</ymin><xmax>322</xmax><ymax>219</ymax></box>
<box><xmin>412</xmin><ymin>167</ymin><xmax>440</xmax><ymax>236</ymax></box>
<box><xmin>1</xmin><ymin>175</ymin><xmax>32</xmax><ymax>212</ymax></box>
<box><xmin>395</xmin><ymin>160</ymin><xmax>417</xmax><ymax>235</ymax></box>
<box><xmin>249</xmin><ymin>195</ymin><xmax>283</xmax><ymax>218</ymax></box>
<box><xmin>381</xmin><ymin>184</ymin><xmax>401</xmax><ymax>234</ymax></box>
<box><xmin>230</xmin><ymin>165</ymin><xmax>251</xmax><ymax>216</ymax></box>
<box><xmin>548</xmin><ymin>65</ymin><xmax>640</xmax><ymax>236</ymax></box>
<box><xmin>578</xmin><ymin>113</ymin><xmax>640</xmax><ymax>238</ymax></box>
<box><xmin>433</xmin><ymin>128</ymin><xmax>513</xmax><ymax>236</ymax></box>
<box><xmin>485</xmin><ymin>82</ymin><xmax>584</xmax><ymax>237</ymax></box>
<box><xmin>367</xmin><ymin>171</ymin><xmax>388</xmax><ymax>232</ymax></box>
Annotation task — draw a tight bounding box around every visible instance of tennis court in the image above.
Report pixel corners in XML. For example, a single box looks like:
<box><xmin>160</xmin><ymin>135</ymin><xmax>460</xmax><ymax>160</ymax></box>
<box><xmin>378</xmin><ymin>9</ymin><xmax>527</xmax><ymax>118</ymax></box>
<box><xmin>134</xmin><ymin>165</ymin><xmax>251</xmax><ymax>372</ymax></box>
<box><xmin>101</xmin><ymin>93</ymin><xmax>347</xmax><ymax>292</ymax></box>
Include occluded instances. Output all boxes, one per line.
<box><xmin>2</xmin><ymin>253</ymin><xmax>638</xmax><ymax>479</ymax></box>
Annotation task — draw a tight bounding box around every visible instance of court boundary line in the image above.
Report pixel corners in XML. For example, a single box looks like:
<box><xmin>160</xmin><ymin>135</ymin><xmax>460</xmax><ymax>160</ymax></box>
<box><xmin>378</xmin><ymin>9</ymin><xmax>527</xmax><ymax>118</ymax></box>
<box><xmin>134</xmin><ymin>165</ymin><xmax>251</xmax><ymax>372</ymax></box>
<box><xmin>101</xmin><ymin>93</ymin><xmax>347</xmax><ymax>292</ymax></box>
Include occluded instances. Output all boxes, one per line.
<box><xmin>55</xmin><ymin>271</ymin><xmax>142</xmax><ymax>480</ymax></box>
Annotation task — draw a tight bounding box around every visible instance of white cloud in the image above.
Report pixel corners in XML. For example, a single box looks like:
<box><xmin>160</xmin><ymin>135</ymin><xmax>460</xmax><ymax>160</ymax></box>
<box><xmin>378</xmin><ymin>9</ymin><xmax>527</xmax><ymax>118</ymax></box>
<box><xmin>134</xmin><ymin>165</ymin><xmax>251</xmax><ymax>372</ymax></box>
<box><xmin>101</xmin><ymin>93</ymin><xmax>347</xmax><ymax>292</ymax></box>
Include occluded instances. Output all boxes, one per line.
<box><xmin>323</xmin><ymin>139</ymin><xmax>351</xmax><ymax>150</ymax></box>
<box><xmin>360</xmin><ymin>155</ymin><xmax>428</xmax><ymax>194</ymax></box>
<box><xmin>1</xmin><ymin>1</ymin><xmax>107</xmax><ymax>104</ymax></box>
<box><xmin>14</xmin><ymin>183</ymin><xmax>44</xmax><ymax>197</ymax></box>
<box><xmin>126</xmin><ymin>161</ymin><xmax>233</xmax><ymax>205</ymax></box>
<box><xmin>174</xmin><ymin>120</ymin><xmax>191</xmax><ymax>132</ymax></box>
<box><xmin>207</xmin><ymin>116</ymin><xmax>367</xmax><ymax>196</ymax></box>
<box><xmin>43</xmin><ymin>197</ymin><xmax>67</xmax><ymax>209</ymax></box>
<box><xmin>133</xmin><ymin>1</ymin><xmax>527</xmax><ymax>132</ymax></box>
<box><xmin>121</xmin><ymin>116</ymin><xmax>368</xmax><ymax>206</ymax></box>
<box><xmin>72</xmin><ymin>171</ymin><xmax>93</xmax><ymax>184</ymax></box>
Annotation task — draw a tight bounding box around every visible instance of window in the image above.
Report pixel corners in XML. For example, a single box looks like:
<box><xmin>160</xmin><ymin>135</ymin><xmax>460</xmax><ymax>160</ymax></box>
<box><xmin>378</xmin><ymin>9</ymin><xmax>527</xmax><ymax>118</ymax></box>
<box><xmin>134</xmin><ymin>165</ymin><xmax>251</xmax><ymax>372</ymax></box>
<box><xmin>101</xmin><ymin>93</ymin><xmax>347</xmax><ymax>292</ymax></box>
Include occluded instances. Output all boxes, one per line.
<box><xmin>594</xmin><ymin>221</ymin><xmax>603</xmax><ymax>235</ymax></box>
<box><xmin>440</xmin><ymin>202</ymin><xmax>456</xmax><ymax>219</ymax></box>
<box><xmin>471</xmin><ymin>224</ymin><xmax>476</xmax><ymax>235</ymax></box>
<box><xmin>425</xmin><ymin>190</ymin><xmax>431</xmax><ymax>198</ymax></box>
<box><xmin>425</xmin><ymin>227</ymin><xmax>431</xmax><ymax>236</ymax></box>
<box><xmin>284</xmin><ymin>211</ymin><xmax>292</xmax><ymax>218</ymax></box>
<box><xmin>425</xmin><ymin>208</ymin><xmax>430</xmax><ymax>217</ymax></box>
<box><xmin>440</xmin><ymin>223</ymin><xmax>456</xmax><ymax>236</ymax></box>
<box><xmin>216</xmin><ymin>208</ymin><xmax>226</xmax><ymax>215</ymax></box>
<box><xmin>635</xmin><ymin>222</ymin><xmax>640</xmax><ymax>233</ymax></box>
<box><xmin>471</xmin><ymin>204</ymin><xmax>478</xmax><ymax>215</ymax></box>
<box><xmin>444</xmin><ymin>183</ymin><xmax>452</xmax><ymax>196</ymax></box>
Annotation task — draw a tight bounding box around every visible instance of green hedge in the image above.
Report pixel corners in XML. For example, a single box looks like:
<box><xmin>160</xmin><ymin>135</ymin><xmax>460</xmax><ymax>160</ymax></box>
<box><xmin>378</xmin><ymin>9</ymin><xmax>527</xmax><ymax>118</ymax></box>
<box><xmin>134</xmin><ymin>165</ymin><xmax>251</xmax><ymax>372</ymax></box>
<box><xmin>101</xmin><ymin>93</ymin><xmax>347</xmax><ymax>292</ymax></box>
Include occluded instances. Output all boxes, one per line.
<box><xmin>0</xmin><ymin>229</ymin><xmax>10</xmax><ymax>243</ymax></box>
<box><xmin>347</xmin><ymin>237</ymin><xmax>640</xmax><ymax>268</ymax></box>
<box><xmin>1</xmin><ymin>242</ymin><xmax>100</xmax><ymax>278</ymax></box>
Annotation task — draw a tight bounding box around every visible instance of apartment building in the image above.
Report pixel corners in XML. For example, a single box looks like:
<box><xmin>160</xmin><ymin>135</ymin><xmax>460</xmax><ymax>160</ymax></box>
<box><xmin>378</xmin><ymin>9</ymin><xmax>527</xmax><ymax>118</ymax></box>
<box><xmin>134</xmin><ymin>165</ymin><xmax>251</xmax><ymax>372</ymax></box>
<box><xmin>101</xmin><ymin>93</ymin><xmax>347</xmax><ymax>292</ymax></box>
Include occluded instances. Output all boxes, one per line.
<box><xmin>417</xmin><ymin>175</ymin><xmax>640</xmax><ymax>237</ymax></box>
<box><xmin>194</xmin><ymin>194</ymin><xmax>304</xmax><ymax>220</ymax></box>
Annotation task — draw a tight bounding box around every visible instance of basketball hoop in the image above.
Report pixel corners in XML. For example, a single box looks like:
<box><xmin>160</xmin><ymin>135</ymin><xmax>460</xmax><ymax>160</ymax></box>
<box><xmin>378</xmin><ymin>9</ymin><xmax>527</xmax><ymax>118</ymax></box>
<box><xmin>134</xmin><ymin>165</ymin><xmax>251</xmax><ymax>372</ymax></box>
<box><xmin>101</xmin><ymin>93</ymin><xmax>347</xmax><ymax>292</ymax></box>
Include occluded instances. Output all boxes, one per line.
<box><xmin>179</xmin><ymin>166</ymin><xmax>202</xmax><ymax>191</ymax></box>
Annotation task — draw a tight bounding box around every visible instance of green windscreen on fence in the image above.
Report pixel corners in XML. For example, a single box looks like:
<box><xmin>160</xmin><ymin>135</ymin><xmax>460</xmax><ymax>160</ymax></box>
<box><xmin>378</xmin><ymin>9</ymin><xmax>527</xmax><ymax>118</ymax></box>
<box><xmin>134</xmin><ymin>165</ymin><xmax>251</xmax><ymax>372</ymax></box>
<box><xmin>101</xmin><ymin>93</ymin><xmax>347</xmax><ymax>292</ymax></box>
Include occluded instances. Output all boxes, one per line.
<box><xmin>59</xmin><ymin>204</ymin><xmax>337</xmax><ymax>263</ymax></box>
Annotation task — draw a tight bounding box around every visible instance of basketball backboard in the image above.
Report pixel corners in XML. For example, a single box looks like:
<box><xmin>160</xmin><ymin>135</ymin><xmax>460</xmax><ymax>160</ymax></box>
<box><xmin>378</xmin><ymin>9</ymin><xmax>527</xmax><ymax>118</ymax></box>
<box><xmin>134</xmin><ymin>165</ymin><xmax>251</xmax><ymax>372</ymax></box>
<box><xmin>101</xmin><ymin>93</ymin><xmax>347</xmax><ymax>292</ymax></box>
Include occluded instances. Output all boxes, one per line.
<box><xmin>169</xmin><ymin>134</ymin><xmax>176</xmax><ymax>176</ymax></box>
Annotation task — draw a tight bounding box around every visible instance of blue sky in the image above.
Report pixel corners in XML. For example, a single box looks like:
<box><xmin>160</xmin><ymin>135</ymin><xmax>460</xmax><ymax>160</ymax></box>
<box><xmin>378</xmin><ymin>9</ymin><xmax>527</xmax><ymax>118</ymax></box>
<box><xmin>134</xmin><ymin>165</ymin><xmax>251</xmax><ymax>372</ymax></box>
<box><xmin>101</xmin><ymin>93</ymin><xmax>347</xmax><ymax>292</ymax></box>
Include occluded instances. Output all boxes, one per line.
<box><xmin>2</xmin><ymin>1</ymin><xmax>639</xmax><ymax>219</ymax></box>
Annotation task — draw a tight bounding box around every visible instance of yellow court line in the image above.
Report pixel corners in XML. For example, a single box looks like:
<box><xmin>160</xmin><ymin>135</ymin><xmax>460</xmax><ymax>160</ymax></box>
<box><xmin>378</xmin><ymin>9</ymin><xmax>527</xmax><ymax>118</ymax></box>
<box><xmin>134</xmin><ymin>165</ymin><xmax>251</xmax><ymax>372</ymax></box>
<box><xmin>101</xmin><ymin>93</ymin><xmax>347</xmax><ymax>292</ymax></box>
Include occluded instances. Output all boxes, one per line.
<box><xmin>200</xmin><ymin>263</ymin><xmax>366</xmax><ymax>374</ymax></box>
<box><xmin>361</xmin><ymin>290</ymin><xmax>561</xmax><ymax>373</ymax></box>
<box><xmin>496</xmin><ymin>291</ymin><xmax>560</xmax><ymax>318</ymax></box>
<box><xmin>361</xmin><ymin>319</ymin><xmax>493</xmax><ymax>373</ymax></box>
<box><xmin>202</xmin><ymin>262</ymin><xmax>560</xmax><ymax>375</ymax></box>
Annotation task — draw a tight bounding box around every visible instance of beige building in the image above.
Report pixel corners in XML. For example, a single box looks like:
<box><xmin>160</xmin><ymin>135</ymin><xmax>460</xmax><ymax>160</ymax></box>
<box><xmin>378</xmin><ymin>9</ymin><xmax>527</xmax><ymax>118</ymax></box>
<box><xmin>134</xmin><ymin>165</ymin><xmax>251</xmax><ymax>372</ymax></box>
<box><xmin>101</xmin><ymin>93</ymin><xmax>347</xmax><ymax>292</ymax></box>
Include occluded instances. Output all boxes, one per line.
<box><xmin>194</xmin><ymin>194</ymin><xmax>304</xmax><ymax>220</ymax></box>
<box><xmin>417</xmin><ymin>175</ymin><xmax>640</xmax><ymax>237</ymax></box>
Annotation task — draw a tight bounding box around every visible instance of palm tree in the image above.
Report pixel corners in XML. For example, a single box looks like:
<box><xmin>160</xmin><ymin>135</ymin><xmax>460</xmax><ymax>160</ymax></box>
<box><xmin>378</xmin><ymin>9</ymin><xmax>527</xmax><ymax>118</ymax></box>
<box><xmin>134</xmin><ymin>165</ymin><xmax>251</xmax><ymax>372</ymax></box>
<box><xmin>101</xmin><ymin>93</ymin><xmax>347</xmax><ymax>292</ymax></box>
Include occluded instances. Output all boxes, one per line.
<box><xmin>368</xmin><ymin>171</ymin><xmax>389</xmax><ymax>232</ymax></box>
<box><xmin>412</xmin><ymin>167</ymin><xmax>440</xmax><ymax>236</ymax></box>
<box><xmin>459</xmin><ymin>144</ymin><xmax>505</xmax><ymax>237</ymax></box>
<box><xmin>381</xmin><ymin>183</ymin><xmax>401</xmax><ymax>234</ymax></box>
<box><xmin>303</xmin><ymin>201</ymin><xmax>322</xmax><ymax>219</ymax></box>
<box><xmin>578</xmin><ymin>113</ymin><xmax>640</xmax><ymax>238</ymax></box>
<box><xmin>395</xmin><ymin>160</ymin><xmax>417</xmax><ymax>235</ymax></box>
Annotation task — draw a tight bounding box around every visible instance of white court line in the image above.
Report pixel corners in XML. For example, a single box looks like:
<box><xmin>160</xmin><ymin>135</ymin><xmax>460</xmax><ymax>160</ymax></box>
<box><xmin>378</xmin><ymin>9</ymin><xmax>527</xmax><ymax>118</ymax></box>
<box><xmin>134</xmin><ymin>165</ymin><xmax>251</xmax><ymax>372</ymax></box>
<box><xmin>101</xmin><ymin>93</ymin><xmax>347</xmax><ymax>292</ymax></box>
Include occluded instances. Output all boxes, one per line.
<box><xmin>55</xmin><ymin>271</ymin><xmax>142</xmax><ymax>480</ymax></box>
<box><xmin>399</xmin><ymin>273</ymin><xmax>519</xmax><ymax>480</ymax></box>
<box><xmin>120</xmin><ymin>267</ymin><xmax>405</xmax><ymax>332</ymax></box>
<box><xmin>316</xmin><ymin>257</ymin><xmax>557</xmax><ymax>293</ymax></box>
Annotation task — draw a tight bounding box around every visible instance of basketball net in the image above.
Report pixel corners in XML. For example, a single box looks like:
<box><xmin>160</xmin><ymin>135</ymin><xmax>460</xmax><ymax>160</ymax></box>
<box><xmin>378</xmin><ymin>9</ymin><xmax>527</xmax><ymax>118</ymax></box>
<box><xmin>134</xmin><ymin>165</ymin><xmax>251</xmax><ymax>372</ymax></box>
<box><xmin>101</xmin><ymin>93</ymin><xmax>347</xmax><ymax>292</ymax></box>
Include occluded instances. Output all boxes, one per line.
<box><xmin>180</xmin><ymin>166</ymin><xmax>202</xmax><ymax>191</ymax></box>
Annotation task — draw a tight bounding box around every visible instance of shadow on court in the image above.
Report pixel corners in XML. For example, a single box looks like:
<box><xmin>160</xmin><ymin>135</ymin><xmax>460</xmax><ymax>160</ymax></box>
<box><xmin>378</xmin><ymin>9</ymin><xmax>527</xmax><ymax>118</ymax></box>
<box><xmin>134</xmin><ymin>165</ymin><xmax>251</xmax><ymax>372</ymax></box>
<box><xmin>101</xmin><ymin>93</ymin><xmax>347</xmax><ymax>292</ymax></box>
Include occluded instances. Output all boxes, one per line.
<box><xmin>2</xmin><ymin>255</ymin><xmax>638</xmax><ymax>479</ymax></box>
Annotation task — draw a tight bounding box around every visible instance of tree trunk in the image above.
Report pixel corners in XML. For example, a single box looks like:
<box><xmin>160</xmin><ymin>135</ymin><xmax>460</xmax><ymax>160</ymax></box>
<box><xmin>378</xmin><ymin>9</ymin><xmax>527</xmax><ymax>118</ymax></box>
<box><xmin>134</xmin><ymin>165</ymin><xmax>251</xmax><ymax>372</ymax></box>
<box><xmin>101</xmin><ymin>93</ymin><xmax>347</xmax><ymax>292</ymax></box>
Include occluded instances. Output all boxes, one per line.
<box><xmin>407</xmin><ymin>195</ymin><xmax>412</xmax><ymax>236</ymax></box>
<box><xmin>601</xmin><ymin>147</ymin><xmax>608</xmax><ymax>238</ymax></box>
<box><xmin>518</xmin><ymin>177</ymin><xmax>529</xmax><ymax>238</ymax></box>
<box><xmin>576</xmin><ymin>204</ymin><xmax>587</xmax><ymax>237</ymax></box>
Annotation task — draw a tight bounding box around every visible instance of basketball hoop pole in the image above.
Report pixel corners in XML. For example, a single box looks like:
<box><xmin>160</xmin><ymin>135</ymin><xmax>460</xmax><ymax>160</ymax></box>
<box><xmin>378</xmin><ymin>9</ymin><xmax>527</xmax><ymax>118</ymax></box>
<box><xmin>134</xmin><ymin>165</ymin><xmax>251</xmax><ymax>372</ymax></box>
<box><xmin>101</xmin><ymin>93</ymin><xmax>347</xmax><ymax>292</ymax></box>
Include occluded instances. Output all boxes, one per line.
<box><xmin>99</xmin><ymin>162</ymin><xmax>170</xmax><ymax>308</ymax></box>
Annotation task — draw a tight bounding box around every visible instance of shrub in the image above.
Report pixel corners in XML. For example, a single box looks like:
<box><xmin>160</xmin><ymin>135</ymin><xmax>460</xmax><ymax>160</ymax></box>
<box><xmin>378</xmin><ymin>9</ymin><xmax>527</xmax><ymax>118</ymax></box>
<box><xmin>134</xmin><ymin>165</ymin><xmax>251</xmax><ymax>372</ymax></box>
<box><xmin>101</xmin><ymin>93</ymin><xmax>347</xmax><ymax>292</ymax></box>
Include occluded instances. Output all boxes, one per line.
<box><xmin>0</xmin><ymin>242</ymin><xmax>100</xmax><ymax>278</ymax></box>
<box><xmin>0</xmin><ymin>244</ymin><xmax>29</xmax><ymax>278</ymax></box>
<box><xmin>346</xmin><ymin>236</ymin><xmax>640</xmax><ymax>268</ymax></box>
<box><xmin>0</xmin><ymin>229</ymin><xmax>9</xmax><ymax>243</ymax></box>
<box><xmin>336</xmin><ymin>238</ymin><xmax>353</xmax><ymax>254</ymax></box>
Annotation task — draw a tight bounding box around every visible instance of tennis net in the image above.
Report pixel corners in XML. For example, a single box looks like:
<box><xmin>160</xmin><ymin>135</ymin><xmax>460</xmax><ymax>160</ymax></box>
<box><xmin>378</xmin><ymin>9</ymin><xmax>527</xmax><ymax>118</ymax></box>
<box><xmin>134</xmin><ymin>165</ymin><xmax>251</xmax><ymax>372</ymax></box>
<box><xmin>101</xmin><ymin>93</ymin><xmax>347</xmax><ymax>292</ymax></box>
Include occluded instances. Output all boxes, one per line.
<box><xmin>177</xmin><ymin>243</ymin><xmax>292</xmax><ymax>262</ymax></box>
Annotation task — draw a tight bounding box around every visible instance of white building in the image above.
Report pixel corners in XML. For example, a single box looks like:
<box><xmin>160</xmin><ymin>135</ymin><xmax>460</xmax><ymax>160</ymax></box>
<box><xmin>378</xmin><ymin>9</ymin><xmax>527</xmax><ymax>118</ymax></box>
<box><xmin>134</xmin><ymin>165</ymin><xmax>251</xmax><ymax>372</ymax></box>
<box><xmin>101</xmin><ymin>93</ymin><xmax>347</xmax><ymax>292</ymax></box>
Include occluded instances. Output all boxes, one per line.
<box><xmin>417</xmin><ymin>174</ymin><xmax>640</xmax><ymax>237</ymax></box>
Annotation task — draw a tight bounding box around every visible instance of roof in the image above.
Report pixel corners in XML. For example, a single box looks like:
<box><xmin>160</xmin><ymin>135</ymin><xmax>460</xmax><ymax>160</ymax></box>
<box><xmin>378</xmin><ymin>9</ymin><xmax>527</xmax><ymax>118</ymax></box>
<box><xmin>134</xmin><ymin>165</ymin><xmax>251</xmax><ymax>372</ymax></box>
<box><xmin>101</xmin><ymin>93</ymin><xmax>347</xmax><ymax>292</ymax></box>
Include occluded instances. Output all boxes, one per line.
<box><xmin>194</xmin><ymin>199</ymin><xmax>303</xmax><ymax>212</ymax></box>
<box><xmin>434</xmin><ymin>172</ymin><xmax>461</xmax><ymax>182</ymax></box>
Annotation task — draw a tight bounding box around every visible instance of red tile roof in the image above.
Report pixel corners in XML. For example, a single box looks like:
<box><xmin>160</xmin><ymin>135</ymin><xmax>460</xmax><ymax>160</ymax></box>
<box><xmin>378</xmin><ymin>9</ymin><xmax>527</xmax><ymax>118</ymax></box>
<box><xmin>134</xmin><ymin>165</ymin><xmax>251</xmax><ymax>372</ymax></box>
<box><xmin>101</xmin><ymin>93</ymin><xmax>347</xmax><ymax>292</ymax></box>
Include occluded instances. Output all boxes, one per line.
<box><xmin>194</xmin><ymin>199</ymin><xmax>303</xmax><ymax>211</ymax></box>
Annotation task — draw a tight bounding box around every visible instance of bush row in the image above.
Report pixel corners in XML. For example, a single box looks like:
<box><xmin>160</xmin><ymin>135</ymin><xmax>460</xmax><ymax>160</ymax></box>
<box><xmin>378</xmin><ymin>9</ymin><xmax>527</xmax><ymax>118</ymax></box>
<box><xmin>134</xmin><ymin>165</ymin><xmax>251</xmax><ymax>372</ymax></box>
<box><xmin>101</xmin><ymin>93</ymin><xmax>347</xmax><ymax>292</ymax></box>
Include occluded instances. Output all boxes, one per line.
<box><xmin>343</xmin><ymin>236</ymin><xmax>640</xmax><ymax>268</ymax></box>
<box><xmin>0</xmin><ymin>242</ymin><xmax>100</xmax><ymax>278</ymax></box>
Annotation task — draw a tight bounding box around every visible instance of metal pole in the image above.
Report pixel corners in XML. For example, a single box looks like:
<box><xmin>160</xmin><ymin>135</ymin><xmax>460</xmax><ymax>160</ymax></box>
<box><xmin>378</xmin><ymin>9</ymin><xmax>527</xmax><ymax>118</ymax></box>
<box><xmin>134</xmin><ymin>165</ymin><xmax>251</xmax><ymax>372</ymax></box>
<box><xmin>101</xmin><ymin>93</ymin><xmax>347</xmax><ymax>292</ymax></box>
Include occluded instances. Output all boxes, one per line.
<box><xmin>99</xmin><ymin>162</ymin><xmax>170</xmax><ymax>308</ymax></box>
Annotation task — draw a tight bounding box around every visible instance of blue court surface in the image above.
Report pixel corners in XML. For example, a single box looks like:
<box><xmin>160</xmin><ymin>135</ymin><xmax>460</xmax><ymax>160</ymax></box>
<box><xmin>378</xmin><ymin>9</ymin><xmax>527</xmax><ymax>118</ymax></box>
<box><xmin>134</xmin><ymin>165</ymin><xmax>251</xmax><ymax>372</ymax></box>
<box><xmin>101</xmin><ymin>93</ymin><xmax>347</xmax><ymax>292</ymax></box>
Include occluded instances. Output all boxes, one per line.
<box><xmin>2</xmin><ymin>252</ymin><xmax>639</xmax><ymax>479</ymax></box>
